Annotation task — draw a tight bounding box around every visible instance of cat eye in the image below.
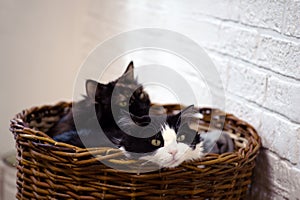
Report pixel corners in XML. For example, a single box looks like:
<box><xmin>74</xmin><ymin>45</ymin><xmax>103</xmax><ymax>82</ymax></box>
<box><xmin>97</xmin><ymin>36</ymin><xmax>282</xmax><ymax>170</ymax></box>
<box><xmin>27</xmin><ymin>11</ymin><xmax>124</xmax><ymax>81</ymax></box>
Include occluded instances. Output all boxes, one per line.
<box><xmin>177</xmin><ymin>135</ymin><xmax>186</xmax><ymax>142</ymax></box>
<box><xmin>151</xmin><ymin>139</ymin><xmax>161</xmax><ymax>146</ymax></box>
<box><xmin>119</xmin><ymin>101</ymin><xmax>127</xmax><ymax>107</ymax></box>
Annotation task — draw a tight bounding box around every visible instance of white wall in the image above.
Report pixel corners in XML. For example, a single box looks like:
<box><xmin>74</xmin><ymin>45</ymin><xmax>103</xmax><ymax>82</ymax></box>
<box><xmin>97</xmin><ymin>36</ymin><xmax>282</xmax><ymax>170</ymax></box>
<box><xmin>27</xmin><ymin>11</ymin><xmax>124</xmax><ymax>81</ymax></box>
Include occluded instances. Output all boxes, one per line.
<box><xmin>0</xmin><ymin>2</ymin><xmax>88</xmax><ymax>199</ymax></box>
<box><xmin>0</xmin><ymin>0</ymin><xmax>85</xmax><ymax>153</ymax></box>
<box><xmin>1</xmin><ymin>1</ymin><xmax>300</xmax><ymax>199</ymax></box>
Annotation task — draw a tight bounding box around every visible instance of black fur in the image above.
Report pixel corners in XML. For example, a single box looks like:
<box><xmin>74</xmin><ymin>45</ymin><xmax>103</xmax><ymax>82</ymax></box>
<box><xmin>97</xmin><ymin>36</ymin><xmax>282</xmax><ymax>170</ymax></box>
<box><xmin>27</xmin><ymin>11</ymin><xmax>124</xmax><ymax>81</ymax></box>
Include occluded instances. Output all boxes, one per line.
<box><xmin>115</xmin><ymin>105</ymin><xmax>201</xmax><ymax>154</ymax></box>
<box><xmin>49</xmin><ymin>62</ymin><xmax>151</xmax><ymax>147</ymax></box>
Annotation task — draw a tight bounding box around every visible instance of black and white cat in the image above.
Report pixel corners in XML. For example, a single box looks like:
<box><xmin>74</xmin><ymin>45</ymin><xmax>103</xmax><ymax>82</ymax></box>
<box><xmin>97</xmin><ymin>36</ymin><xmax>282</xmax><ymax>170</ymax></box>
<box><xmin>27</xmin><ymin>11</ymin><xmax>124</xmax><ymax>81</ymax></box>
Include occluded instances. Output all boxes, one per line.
<box><xmin>117</xmin><ymin>105</ymin><xmax>204</xmax><ymax>168</ymax></box>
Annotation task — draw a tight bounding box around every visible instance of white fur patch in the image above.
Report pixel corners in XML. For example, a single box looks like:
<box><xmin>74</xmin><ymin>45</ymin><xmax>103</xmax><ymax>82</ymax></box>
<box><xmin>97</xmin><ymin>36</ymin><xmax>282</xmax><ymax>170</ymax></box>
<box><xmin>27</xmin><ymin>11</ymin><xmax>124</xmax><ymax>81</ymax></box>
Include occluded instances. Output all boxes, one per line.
<box><xmin>140</xmin><ymin>124</ymin><xmax>204</xmax><ymax>168</ymax></box>
<box><xmin>161</xmin><ymin>124</ymin><xmax>177</xmax><ymax>145</ymax></box>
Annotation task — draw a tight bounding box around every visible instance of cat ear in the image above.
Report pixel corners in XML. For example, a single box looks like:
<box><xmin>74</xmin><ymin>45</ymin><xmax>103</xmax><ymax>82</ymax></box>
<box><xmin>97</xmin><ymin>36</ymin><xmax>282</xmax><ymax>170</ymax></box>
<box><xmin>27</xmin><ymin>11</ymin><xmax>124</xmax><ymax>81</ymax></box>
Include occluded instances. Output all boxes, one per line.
<box><xmin>174</xmin><ymin>105</ymin><xmax>197</xmax><ymax>126</ymax></box>
<box><xmin>85</xmin><ymin>79</ymin><xmax>106</xmax><ymax>101</ymax></box>
<box><xmin>86</xmin><ymin>79</ymin><xmax>98</xmax><ymax>99</ymax></box>
<box><xmin>122</xmin><ymin>61</ymin><xmax>134</xmax><ymax>81</ymax></box>
<box><xmin>180</xmin><ymin>105</ymin><xmax>197</xmax><ymax>118</ymax></box>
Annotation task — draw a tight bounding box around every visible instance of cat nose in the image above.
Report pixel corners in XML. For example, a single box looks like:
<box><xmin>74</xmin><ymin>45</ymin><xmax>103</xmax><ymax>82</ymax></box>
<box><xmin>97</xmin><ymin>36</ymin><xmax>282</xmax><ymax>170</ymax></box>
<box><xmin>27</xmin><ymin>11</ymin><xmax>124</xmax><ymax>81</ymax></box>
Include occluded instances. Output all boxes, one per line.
<box><xmin>168</xmin><ymin>149</ymin><xmax>178</xmax><ymax>156</ymax></box>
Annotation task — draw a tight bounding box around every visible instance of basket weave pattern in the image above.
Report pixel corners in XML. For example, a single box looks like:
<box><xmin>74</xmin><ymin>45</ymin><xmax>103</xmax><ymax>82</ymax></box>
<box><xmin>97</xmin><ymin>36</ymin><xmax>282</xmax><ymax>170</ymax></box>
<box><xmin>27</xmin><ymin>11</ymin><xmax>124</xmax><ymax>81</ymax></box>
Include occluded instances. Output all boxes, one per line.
<box><xmin>10</xmin><ymin>102</ymin><xmax>261</xmax><ymax>200</ymax></box>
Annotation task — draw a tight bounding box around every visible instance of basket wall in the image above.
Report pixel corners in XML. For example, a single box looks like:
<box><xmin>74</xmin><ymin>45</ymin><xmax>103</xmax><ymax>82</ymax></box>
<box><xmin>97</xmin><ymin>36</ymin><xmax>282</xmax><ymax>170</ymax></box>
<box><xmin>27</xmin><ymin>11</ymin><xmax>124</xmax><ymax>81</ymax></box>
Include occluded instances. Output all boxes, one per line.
<box><xmin>10</xmin><ymin>102</ymin><xmax>261</xmax><ymax>200</ymax></box>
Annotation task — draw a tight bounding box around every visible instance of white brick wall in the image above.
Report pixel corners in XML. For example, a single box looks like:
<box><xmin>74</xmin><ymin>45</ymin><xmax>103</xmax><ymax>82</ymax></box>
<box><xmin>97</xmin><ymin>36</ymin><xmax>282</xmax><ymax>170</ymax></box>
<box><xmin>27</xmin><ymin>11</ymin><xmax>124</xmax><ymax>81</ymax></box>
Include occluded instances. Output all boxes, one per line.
<box><xmin>227</xmin><ymin>60</ymin><xmax>267</xmax><ymax>105</ymax></box>
<box><xmin>189</xmin><ymin>1</ymin><xmax>300</xmax><ymax>198</ymax></box>
<box><xmin>255</xmin><ymin>35</ymin><xmax>300</xmax><ymax>79</ymax></box>
<box><xmin>250</xmin><ymin>149</ymin><xmax>300</xmax><ymax>200</ymax></box>
<box><xmin>265</xmin><ymin>76</ymin><xmax>300</xmax><ymax>122</ymax></box>
<box><xmin>239</xmin><ymin>0</ymin><xmax>285</xmax><ymax>32</ymax></box>
<box><xmin>284</xmin><ymin>0</ymin><xmax>300</xmax><ymax>38</ymax></box>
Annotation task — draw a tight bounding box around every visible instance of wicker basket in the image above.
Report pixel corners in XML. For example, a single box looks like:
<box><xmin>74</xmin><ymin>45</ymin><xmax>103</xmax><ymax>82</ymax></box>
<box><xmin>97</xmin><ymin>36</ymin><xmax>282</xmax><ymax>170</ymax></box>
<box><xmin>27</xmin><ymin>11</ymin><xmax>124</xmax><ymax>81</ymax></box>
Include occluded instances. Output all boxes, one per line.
<box><xmin>10</xmin><ymin>102</ymin><xmax>261</xmax><ymax>200</ymax></box>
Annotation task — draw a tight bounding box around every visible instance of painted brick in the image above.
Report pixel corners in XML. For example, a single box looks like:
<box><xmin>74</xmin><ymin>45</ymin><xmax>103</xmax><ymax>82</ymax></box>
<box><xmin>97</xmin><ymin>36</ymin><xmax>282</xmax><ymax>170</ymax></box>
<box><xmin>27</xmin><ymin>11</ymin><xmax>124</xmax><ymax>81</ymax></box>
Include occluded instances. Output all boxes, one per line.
<box><xmin>187</xmin><ymin>20</ymin><xmax>221</xmax><ymax>51</ymax></box>
<box><xmin>255</xmin><ymin>35</ymin><xmax>300</xmax><ymax>79</ymax></box>
<box><xmin>288</xmin><ymin>167</ymin><xmax>300</xmax><ymax>199</ymax></box>
<box><xmin>168</xmin><ymin>19</ymin><xmax>221</xmax><ymax>51</ymax></box>
<box><xmin>249</xmin><ymin>149</ymin><xmax>300</xmax><ymax>200</ymax></box>
<box><xmin>249</xmin><ymin>150</ymin><xmax>284</xmax><ymax>200</ymax></box>
<box><xmin>265</xmin><ymin>151</ymin><xmax>300</xmax><ymax>200</ymax></box>
<box><xmin>284</xmin><ymin>0</ymin><xmax>300</xmax><ymax>38</ymax></box>
<box><xmin>218</xmin><ymin>24</ymin><xmax>259</xmax><ymax>61</ymax></box>
<box><xmin>128</xmin><ymin>0</ymin><xmax>240</xmax><ymax>23</ymax></box>
<box><xmin>225</xmin><ymin>97</ymin><xmax>262</xmax><ymax>129</ymax></box>
<box><xmin>273</xmin><ymin>160</ymin><xmax>292</xmax><ymax>195</ymax></box>
<box><xmin>259</xmin><ymin>111</ymin><xmax>300</xmax><ymax>164</ymax></box>
<box><xmin>264</xmin><ymin>76</ymin><xmax>300</xmax><ymax>123</ymax></box>
<box><xmin>239</xmin><ymin>0</ymin><xmax>285</xmax><ymax>32</ymax></box>
<box><xmin>227</xmin><ymin>60</ymin><xmax>267</xmax><ymax>105</ymax></box>
<box><xmin>181</xmin><ymin>0</ymin><xmax>240</xmax><ymax>21</ymax></box>
<box><xmin>89</xmin><ymin>1</ymin><xmax>223</xmax><ymax>53</ymax></box>
<box><xmin>206</xmin><ymin>51</ymin><xmax>230</xmax><ymax>89</ymax></box>
<box><xmin>298</xmin><ymin>127</ymin><xmax>300</xmax><ymax>169</ymax></box>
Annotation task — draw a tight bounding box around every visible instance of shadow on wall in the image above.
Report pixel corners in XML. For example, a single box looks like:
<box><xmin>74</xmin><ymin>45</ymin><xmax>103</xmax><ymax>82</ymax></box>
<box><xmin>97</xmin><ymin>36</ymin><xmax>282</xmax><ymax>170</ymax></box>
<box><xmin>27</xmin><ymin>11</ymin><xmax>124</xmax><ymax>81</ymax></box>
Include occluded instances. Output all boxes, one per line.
<box><xmin>247</xmin><ymin>148</ymin><xmax>272</xmax><ymax>199</ymax></box>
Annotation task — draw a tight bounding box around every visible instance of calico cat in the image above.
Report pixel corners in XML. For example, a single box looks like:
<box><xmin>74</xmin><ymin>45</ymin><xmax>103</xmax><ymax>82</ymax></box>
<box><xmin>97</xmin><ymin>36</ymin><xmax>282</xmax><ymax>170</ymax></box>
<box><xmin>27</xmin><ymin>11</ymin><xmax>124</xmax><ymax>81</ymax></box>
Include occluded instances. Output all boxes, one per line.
<box><xmin>48</xmin><ymin>61</ymin><xmax>151</xmax><ymax>141</ymax></box>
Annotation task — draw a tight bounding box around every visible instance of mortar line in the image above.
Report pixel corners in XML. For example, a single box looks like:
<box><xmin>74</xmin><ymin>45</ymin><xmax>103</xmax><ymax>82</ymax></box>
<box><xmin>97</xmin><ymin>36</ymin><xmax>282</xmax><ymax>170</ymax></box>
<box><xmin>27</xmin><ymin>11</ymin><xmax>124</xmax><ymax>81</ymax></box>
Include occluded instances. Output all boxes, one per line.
<box><xmin>205</xmin><ymin>48</ymin><xmax>300</xmax><ymax>82</ymax></box>
<box><xmin>225</xmin><ymin>92</ymin><xmax>300</xmax><ymax>125</ymax></box>
<box><xmin>261</xmin><ymin>147</ymin><xmax>297</xmax><ymax>166</ymax></box>
<box><xmin>195</xmin><ymin>13</ymin><xmax>300</xmax><ymax>42</ymax></box>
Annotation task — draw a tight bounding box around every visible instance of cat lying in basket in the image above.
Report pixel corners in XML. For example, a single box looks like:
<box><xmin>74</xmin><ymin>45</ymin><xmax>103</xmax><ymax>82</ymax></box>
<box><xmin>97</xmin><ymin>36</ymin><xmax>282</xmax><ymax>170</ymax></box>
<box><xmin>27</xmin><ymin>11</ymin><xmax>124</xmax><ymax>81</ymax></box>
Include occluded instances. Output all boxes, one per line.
<box><xmin>48</xmin><ymin>61</ymin><xmax>234</xmax><ymax>168</ymax></box>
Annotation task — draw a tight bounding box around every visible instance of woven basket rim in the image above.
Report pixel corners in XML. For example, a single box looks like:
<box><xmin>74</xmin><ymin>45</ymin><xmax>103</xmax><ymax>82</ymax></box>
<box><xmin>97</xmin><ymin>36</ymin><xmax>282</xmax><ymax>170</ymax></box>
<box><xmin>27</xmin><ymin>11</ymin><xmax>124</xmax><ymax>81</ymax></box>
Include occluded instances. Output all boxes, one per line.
<box><xmin>10</xmin><ymin>101</ymin><xmax>261</xmax><ymax>168</ymax></box>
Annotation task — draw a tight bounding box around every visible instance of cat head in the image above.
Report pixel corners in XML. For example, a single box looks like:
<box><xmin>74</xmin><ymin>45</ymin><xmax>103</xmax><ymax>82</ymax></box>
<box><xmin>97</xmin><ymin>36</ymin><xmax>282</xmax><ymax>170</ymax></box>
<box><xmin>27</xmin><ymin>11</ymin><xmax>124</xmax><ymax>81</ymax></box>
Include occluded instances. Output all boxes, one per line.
<box><xmin>118</xmin><ymin>105</ymin><xmax>204</xmax><ymax>168</ymax></box>
<box><xmin>85</xmin><ymin>61</ymin><xmax>151</xmax><ymax>119</ymax></box>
